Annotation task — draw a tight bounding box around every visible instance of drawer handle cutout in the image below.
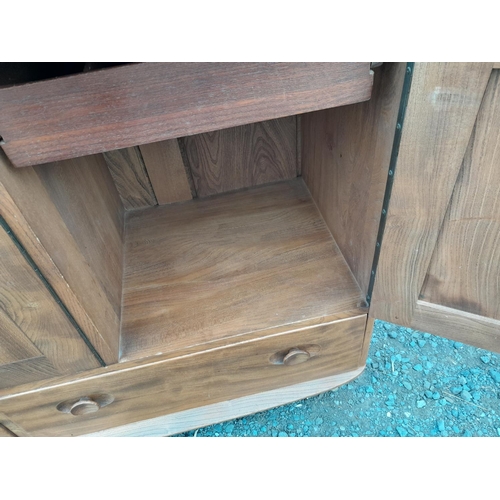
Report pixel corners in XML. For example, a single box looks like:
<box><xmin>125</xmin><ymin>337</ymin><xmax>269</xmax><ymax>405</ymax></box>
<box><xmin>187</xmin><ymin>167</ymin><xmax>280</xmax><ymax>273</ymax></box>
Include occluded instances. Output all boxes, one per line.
<box><xmin>57</xmin><ymin>394</ymin><xmax>114</xmax><ymax>416</ymax></box>
<box><xmin>270</xmin><ymin>344</ymin><xmax>321</xmax><ymax>366</ymax></box>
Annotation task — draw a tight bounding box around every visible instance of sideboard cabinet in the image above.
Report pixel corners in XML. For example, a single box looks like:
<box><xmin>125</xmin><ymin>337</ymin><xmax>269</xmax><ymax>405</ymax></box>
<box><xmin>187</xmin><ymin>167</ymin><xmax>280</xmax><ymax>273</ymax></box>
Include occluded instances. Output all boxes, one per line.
<box><xmin>0</xmin><ymin>62</ymin><xmax>498</xmax><ymax>436</ymax></box>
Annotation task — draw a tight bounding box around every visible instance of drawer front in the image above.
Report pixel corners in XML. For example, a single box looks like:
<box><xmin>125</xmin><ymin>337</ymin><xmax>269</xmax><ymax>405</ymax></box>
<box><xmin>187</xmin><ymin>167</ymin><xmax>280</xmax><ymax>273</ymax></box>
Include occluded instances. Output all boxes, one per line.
<box><xmin>0</xmin><ymin>315</ymin><xmax>366</xmax><ymax>436</ymax></box>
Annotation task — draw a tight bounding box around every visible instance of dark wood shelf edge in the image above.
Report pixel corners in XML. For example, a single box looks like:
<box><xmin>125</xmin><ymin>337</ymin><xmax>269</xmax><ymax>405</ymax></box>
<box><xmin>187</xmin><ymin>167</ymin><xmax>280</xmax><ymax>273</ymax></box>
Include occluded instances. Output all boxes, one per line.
<box><xmin>0</xmin><ymin>63</ymin><xmax>373</xmax><ymax>167</ymax></box>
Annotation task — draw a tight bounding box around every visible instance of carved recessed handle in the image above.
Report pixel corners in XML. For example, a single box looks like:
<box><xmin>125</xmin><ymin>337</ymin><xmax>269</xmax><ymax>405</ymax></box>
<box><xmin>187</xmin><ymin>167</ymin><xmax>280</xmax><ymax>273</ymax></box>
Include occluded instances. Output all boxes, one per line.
<box><xmin>283</xmin><ymin>348</ymin><xmax>311</xmax><ymax>366</ymax></box>
<box><xmin>69</xmin><ymin>398</ymin><xmax>101</xmax><ymax>416</ymax></box>
<box><xmin>269</xmin><ymin>344</ymin><xmax>321</xmax><ymax>365</ymax></box>
<box><xmin>57</xmin><ymin>394</ymin><xmax>114</xmax><ymax>416</ymax></box>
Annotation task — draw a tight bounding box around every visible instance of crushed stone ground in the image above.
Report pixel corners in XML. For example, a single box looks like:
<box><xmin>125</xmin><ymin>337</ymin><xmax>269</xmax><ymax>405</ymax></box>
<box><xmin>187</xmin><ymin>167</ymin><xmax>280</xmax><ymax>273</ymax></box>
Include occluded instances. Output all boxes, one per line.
<box><xmin>175</xmin><ymin>320</ymin><xmax>500</xmax><ymax>437</ymax></box>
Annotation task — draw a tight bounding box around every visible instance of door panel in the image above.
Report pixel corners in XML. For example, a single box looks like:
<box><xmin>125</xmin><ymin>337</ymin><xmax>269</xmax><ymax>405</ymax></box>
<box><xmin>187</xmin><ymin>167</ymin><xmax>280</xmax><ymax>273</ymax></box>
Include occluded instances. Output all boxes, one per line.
<box><xmin>421</xmin><ymin>70</ymin><xmax>500</xmax><ymax>321</ymax></box>
<box><xmin>371</xmin><ymin>63</ymin><xmax>500</xmax><ymax>353</ymax></box>
<box><xmin>0</xmin><ymin>224</ymin><xmax>100</xmax><ymax>390</ymax></box>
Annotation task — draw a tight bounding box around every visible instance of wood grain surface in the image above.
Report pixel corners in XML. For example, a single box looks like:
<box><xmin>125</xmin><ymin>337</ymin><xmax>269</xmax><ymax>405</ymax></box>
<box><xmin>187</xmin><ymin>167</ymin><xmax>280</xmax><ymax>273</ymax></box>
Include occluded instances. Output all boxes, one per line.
<box><xmin>0</xmin><ymin>151</ymin><xmax>123</xmax><ymax>363</ymax></box>
<box><xmin>413</xmin><ymin>301</ymin><xmax>500</xmax><ymax>354</ymax></box>
<box><xmin>369</xmin><ymin>63</ymin><xmax>493</xmax><ymax>326</ymax></box>
<box><xmin>421</xmin><ymin>70</ymin><xmax>500</xmax><ymax>321</ymax></box>
<box><xmin>0</xmin><ymin>315</ymin><xmax>366</xmax><ymax>436</ymax></box>
<box><xmin>184</xmin><ymin>117</ymin><xmax>297</xmax><ymax>197</ymax></box>
<box><xmin>85</xmin><ymin>367</ymin><xmax>364</xmax><ymax>437</ymax></box>
<box><xmin>0</xmin><ymin>307</ymin><xmax>42</xmax><ymax>365</ymax></box>
<box><xmin>139</xmin><ymin>139</ymin><xmax>192</xmax><ymax>205</ymax></box>
<box><xmin>0</xmin><ymin>225</ymin><xmax>99</xmax><ymax>390</ymax></box>
<box><xmin>302</xmin><ymin>63</ymin><xmax>406</xmax><ymax>296</ymax></box>
<box><xmin>0</xmin><ymin>423</ymin><xmax>16</xmax><ymax>437</ymax></box>
<box><xmin>0</xmin><ymin>63</ymin><xmax>373</xmax><ymax>167</ymax></box>
<box><xmin>121</xmin><ymin>179</ymin><xmax>365</xmax><ymax>361</ymax></box>
<box><xmin>103</xmin><ymin>147</ymin><xmax>157</xmax><ymax>209</ymax></box>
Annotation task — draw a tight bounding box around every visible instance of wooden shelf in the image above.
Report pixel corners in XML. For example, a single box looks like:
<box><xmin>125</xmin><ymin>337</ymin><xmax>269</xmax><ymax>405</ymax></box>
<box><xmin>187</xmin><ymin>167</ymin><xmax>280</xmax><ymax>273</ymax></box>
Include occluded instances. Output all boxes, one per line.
<box><xmin>120</xmin><ymin>178</ymin><xmax>366</xmax><ymax>362</ymax></box>
<box><xmin>0</xmin><ymin>63</ymin><xmax>373</xmax><ymax>167</ymax></box>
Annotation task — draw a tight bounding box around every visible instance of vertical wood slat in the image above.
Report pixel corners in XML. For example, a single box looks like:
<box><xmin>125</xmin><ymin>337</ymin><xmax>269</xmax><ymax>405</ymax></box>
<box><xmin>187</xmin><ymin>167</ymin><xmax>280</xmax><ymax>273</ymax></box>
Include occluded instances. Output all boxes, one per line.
<box><xmin>370</xmin><ymin>63</ymin><xmax>494</xmax><ymax>326</ymax></box>
<box><xmin>302</xmin><ymin>63</ymin><xmax>407</xmax><ymax>297</ymax></box>
<box><xmin>184</xmin><ymin>117</ymin><xmax>297</xmax><ymax>198</ymax></box>
<box><xmin>103</xmin><ymin>147</ymin><xmax>157</xmax><ymax>210</ymax></box>
<box><xmin>420</xmin><ymin>70</ymin><xmax>500</xmax><ymax>321</ymax></box>
<box><xmin>139</xmin><ymin>140</ymin><xmax>192</xmax><ymax>205</ymax></box>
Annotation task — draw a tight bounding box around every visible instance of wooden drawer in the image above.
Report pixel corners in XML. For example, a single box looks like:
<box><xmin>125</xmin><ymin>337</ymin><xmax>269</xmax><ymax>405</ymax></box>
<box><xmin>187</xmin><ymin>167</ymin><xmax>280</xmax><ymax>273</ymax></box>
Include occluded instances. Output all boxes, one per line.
<box><xmin>0</xmin><ymin>314</ymin><xmax>367</xmax><ymax>436</ymax></box>
<box><xmin>0</xmin><ymin>63</ymin><xmax>373</xmax><ymax>167</ymax></box>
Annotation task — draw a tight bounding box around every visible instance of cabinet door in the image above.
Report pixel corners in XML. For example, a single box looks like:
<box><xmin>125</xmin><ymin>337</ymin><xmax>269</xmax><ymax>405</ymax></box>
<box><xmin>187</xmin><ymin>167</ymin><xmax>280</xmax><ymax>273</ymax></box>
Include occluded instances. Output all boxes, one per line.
<box><xmin>0</xmin><ymin>224</ymin><xmax>100</xmax><ymax>390</ymax></box>
<box><xmin>370</xmin><ymin>62</ymin><xmax>500</xmax><ymax>353</ymax></box>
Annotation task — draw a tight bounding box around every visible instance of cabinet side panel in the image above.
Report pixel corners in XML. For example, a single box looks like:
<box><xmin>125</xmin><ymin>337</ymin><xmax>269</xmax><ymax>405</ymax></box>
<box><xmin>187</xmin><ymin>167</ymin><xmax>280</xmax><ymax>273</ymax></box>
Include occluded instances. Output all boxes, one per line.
<box><xmin>370</xmin><ymin>63</ymin><xmax>493</xmax><ymax>326</ymax></box>
<box><xmin>420</xmin><ymin>70</ymin><xmax>500</xmax><ymax>322</ymax></box>
<box><xmin>302</xmin><ymin>63</ymin><xmax>406</xmax><ymax>296</ymax></box>
<box><xmin>0</xmin><ymin>152</ymin><xmax>123</xmax><ymax>363</ymax></box>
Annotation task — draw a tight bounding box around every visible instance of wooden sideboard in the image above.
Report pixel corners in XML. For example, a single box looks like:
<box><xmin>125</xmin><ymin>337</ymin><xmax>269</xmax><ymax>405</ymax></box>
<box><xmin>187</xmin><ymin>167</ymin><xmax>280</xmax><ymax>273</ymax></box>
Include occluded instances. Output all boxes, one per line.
<box><xmin>0</xmin><ymin>62</ymin><xmax>498</xmax><ymax>436</ymax></box>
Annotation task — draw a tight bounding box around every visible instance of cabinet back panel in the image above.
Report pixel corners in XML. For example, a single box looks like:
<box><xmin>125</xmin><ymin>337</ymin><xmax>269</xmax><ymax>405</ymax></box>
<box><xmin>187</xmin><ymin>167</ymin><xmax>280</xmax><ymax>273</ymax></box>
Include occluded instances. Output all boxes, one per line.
<box><xmin>184</xmin><ymin>117</ymin><xmax>297</xmax><ymax>197</ymax></box>
<box><xmin>302</xmin><ymin>63</ymin><xmax>406</xmax><ymax>296</ymax></box>
<box><xmin>102</xmin><ymin>147</ymin><xmax>158</xmax><ymax>210</ymax></box>
<box><xmin>0</xmin><ymin>152</ymin><xmax>124</xmax><ymax>364</ymax></box>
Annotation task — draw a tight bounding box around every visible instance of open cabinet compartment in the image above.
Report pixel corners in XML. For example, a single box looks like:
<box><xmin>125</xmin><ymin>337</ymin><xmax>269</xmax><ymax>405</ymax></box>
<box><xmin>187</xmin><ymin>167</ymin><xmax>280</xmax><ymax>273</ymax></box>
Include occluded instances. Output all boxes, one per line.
<box><xmin>0</xmin><ymin>63</ymin><xmax>411</xmax><ymax>435</ymax></box>
<box><xmin>3</xmin><ymin>64</ymin><xmax>403</xmax><ymax>364</ymax></box>
<box><xmin>0</xmin><ymin>62</ymin><xmax>406</xmax><ymax>379</ymax></box>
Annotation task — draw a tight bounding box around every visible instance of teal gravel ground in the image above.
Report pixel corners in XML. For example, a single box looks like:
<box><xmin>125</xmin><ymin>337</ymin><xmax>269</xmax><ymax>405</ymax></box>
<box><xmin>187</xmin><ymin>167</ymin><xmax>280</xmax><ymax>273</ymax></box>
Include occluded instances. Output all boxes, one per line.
<box><xmin>175</xmin><ymin>320</ymin><xmax>500</xmax><ymax>437</ymax></box>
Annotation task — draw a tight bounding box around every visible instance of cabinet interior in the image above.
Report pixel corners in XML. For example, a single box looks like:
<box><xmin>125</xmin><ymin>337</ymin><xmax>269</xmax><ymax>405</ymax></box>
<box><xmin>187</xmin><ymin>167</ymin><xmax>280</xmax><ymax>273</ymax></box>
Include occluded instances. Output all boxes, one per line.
<box><xmin>0</xmin><ymin>63</ymin><xmax>406</xmax><ymax>367</ymax></box>
<box><xmin>0</xmin><ymin>63</ymin><xmax>129</xmax><ymax>88</ymax></box>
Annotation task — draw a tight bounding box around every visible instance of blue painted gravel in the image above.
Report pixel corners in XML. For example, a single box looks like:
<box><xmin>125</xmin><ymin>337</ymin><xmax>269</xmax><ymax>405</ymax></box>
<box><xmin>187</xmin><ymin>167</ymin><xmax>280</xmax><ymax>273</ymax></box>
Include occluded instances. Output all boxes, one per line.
<box><xmin>175</xmin><ymin>320</ymin><xmax>500</xmax><ymax>437</ymax></box>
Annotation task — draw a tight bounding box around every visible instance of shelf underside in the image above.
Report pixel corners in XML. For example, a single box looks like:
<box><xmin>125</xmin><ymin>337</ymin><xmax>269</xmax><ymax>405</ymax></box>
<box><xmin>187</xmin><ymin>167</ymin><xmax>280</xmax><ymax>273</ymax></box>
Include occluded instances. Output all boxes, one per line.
<box><xmin>0</xmin><ymin>63</ymin><xmax>372</xmax><ymax>167</ymax></box>
<box><xmin>120</xmin><ymin>179</ymin><xmax>366</xmax><ymax>361</ymax></box>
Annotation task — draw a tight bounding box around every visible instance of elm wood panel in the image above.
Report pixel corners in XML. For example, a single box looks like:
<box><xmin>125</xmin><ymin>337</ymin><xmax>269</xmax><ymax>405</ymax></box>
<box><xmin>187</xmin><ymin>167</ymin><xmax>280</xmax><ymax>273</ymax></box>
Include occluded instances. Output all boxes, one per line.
<box><xmin>296</xmin><ymin>115</ymin><xmax>302</xmax><ymax>176</ymax></box>
<box><xmin>421</xmin><ymin>71</ymin><xmax>500</xmax><ymax>321</ymax></box>
<box><xmin>359</xmin><ymin>317</ymin><xmax>375</xmax><ymax>368</ymax></box>
<box><xmin>0</xmin><ymin>307</ymin><xmax>42</xmax><ymax>365</ymax></box>
<box><xmin>0</xmin><ymin>413</ymin><xmax>29</xmax><ymax>436</ymax></box>
<box><xmin>0</xmin><ymin>226</ymin><xmax>100</xmax><ymax>390</ymax></box>
<box><xmin>86</xmin><ymin>367</ymin><xmax>364</xmax><ymax>437</ymax></box>
<box><xmin>121</xmin><ymin>179</ymin><xmax>365</xmax><ymax>361</ymax></box>
<box><xmin>0</xmin><ymin>152</ymin><xmax>123</xmax><ymax>363</ymax></box>
<box><xmin>0</xmin><ymin>358</ymin><xmax>60</xmax><ymax>391</ymax></box>
<box><xmin>369</xmin><ymin>63</ymin><xmax>493</xmax><ymax>326</ymax></box>
<box><xmin>302</xmin><ymin>63</ymin><xmax>406</xmax><ymax>296</ymax></box>
<box><xmin>184</xmin><ymin>117</ymin><xmax>296</xmax><ymax>197</ymax></box>
<box><xmin>103</xmin><ymin>147</ymin><xmax>157</xmax><ymax>209</ymax></box>
<box><xmin>0</xmin><ymin>315</ymin><xmax>366</xmax><ymax>436</ymax></box>
<box><xmin>413</xmin><ymin>301</ymin><xmax>500</xmax><ymax>354</ymax></box>
<box><xmin>0</xmin><ymin>424</ymin><xmax>16</xmax><ymax>437</ymax></box>
<box><xmin>0</xmin><ymin>63</ymin><xmax>373</xmax><ymax>167</ymax></box>
<box><xmin>0</xmin><ymin>175</ymin><xmax>115</xmax><ymax>364</ymax></box>
<box><xmin>139</xmin><ymin>140</ymin><xmax>192</xmax><ymax>205</ymax></box>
